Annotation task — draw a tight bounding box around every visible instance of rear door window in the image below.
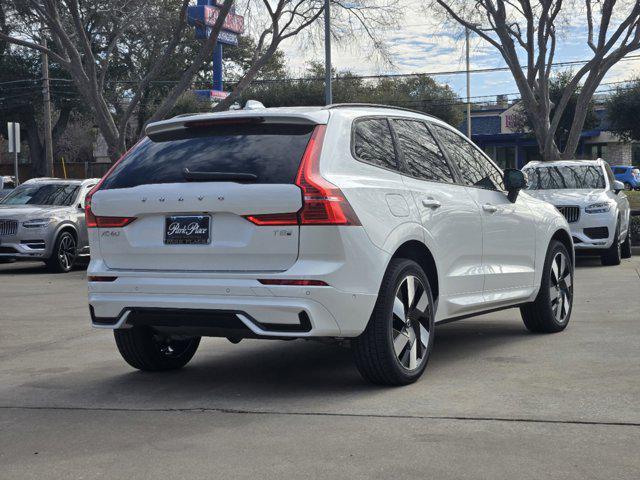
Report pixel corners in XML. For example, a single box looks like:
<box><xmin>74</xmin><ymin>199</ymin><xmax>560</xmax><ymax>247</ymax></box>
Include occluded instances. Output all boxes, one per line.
<box><xmin>431</xmin><ymin>124</ymin><xmax>504</xmax><ymax>190</ymax></box>
<box><xmin>392</xmin><ymin>119</ymin><xmax>454</xmax><ymax>183</ymax></box>
<box><xmin>101</xmin><ymin>122</ymin><xmax>316</xmax><ymax>190</ymax></box>
<box><xmin>352</xmin><ymin>118</ymin><xmax>398</xmax><ymax>170</ymax></box>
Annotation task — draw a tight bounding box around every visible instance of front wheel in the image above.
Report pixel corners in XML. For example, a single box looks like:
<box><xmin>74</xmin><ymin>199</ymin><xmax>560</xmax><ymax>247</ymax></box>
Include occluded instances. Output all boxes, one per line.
<box><xmin>45</xmin><ymin>231</ymin><xmax>77</xmax><ymax>273</ymax></box>
<box><xmin>352</xmin><ymin>259</ymin><xmax>435</xmax><ymax>386</ymax></box>
<box><xmin>601</xmin><ymin>223</ymin><xmax>621</xmax><ymax>266</ymax></box>
<box><xmin>624</xmin><ymin>182</ymin><xmax>633</xmax><ymax>191</ymax></box>
<box><xmin>520</xmin><ymin>240</ymin><xmax>573</xmax><ymax>333</ymax></box>
<box><xmin>114</xmin><ymin>327</ymin><xmax>200</xmax><ymax>371</ymax></box>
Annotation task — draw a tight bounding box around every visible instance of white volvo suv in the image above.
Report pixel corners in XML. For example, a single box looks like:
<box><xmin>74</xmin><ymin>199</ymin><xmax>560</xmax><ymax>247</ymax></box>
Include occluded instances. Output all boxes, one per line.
<box><xmin>522</xmin><ymin>159</ymin><xmax>631</xmax><ymax>266</ymax></box>
<box><xmin>87</xmin><ymin>104</ymin><xmax>574</xmax><ymax>385</ymax></box>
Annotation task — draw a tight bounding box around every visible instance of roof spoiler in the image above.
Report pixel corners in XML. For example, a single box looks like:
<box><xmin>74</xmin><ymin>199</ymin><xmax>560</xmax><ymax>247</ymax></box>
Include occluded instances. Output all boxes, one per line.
<box><xmin>146</xmin><ymin>114</ymin><xmax>319</xmax><ymax>139</ymax></box>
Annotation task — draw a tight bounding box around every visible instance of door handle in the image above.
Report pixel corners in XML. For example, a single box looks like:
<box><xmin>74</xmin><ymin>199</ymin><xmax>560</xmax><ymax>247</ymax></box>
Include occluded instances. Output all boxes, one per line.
<box><xmin>482</xmin><ymin>203</ymin><xmax>498</xmax><ymax>213</ymax></box>
<box><xmin>422</xmin><ymin>198</ymin><xmax>441</xmax><ymax>209</ymax></box>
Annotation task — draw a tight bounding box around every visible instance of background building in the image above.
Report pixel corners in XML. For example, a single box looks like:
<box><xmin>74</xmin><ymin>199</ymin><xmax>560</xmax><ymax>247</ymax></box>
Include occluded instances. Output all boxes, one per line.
<box><xmin>463</xmin><ymin>98</ymin><xmax>640</xmax><ymax>169</ymax></box>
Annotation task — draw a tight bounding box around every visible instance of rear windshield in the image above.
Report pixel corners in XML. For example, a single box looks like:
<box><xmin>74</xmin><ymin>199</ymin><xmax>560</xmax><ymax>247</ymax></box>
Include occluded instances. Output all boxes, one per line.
<box><xmin>524</xmin><ymin>165</ymin><xmax>606</xmax><ymax>190</ymax></box>
<box><xmin>101</xmin><ymin>123</ymin><xmax>315</xmax><ymax>189</ymax></box>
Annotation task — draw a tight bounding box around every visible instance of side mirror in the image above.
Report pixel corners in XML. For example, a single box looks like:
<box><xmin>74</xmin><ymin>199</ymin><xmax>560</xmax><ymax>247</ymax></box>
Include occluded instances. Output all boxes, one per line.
<box><xmin>503</xmin><ymin>169</ymin><xmax>527</xmax><ymax>202</ymax></box>
<box><xmin>612</xmin><ymin>180</ymin><xmax>625</xmax><ymax>194</ymax></box>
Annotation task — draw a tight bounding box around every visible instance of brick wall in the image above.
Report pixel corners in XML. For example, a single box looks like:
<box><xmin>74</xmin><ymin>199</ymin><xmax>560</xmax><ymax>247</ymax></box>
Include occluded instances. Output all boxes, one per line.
<box><xmin>605</xmin><ymin>143</ymin><xmax>633</xmax><ymax>166</ymax></box>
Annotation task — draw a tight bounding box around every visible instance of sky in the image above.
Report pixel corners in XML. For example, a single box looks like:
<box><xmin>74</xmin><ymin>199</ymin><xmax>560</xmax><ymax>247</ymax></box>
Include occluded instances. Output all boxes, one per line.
<box><xmin>278</xmin><ymin>0</ymin><xmax>640</xmax><ymax>103</ymax></box>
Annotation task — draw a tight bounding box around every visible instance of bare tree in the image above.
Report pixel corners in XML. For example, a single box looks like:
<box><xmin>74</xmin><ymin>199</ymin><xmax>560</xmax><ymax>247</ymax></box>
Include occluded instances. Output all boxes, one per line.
<box><xmin>151</xmin><ymin>0</ymin><xmax>398</xmax><ymax>118</ymax></box>
<box><xmin>1</xmin><ymin>0</ymin><xmax>397</xmax><ymax>160</ymax></box>
<box><xmin>432</xmin><ymin>0</ymin><xmax>640</xmax><ymax>160</ymax></box>
<box><xmin>0</xmin><ymin>0</ymin><xmax>232</xmax><ymax>160</ymax></box>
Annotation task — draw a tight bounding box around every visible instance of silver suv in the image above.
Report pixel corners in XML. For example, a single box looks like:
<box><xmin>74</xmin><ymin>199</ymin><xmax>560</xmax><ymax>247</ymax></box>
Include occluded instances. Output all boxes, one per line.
<box><xmin>0</xmin><ymin>177</ymin><xmax>99</xmax><ymax>272</ymax></box>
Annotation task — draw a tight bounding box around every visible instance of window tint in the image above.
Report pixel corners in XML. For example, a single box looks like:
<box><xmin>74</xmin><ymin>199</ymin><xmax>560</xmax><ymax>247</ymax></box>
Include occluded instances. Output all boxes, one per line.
<box><xmin>353</xmin><ymin>118</ymin><xmax>397</xmax><ymax>170</ymax></box>
<box><xmin>612</xmin><ymin>167</ymin><xmax>625</xmax><ymax>174</ymax></box>
<box><xmin>1</xmin><ymin>183</ymin><xmax>79</xmax><ymax>206</ymax></box>
<box><xmin>431</xmin><ymin>125</ymin><xmax>504</xmax><ymax>190</ymax></box>
<box><xmin>392</xmin><ymin>120</ymin><xmax>454</xmax><ymax>183</ymax></box>
<box><xmin>101</xmin><ymin>123</ymin><xmax>315</xmax><ymax>189</ymax></box>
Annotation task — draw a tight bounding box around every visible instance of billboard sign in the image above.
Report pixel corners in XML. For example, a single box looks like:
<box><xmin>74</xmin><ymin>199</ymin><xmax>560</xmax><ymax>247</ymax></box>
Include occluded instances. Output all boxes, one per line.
<box><xmin>188</xmin><ymin>5</ymin><xmax>245</xmax><ymax>44</ymax></box>
<box><xmin>196</xmin><ymin>28</ymin><xmax>239</xmax><ymax>45</ymax></box>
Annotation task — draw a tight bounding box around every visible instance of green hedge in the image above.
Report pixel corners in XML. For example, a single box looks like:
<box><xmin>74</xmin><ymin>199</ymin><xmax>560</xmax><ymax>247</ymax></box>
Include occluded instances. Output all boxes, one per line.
<box><xmin>627</xmin><ymin>190</ymin><xmax>640</xmax><ymax>210</ymax></box>
<box><xmin>631</xmin><ymin>215</ymin><xmax>640</xmax><ymax>246</ymax></box>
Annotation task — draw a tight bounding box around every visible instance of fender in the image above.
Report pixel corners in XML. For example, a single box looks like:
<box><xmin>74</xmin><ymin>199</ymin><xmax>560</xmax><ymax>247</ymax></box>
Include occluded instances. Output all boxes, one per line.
<box><xmin>380</xmin><ymin>220</ymin><xmax>441</xmax><ymax>285</ymax></box>
<box><xmin>381</xmin><ymin>220</ymin><xmax>432</xmax><ymax>257</ymax></box>
<box><xmin>53</xmin><ymin>221</ymin><xmax>78</xmax><ymax>242</ymax></box>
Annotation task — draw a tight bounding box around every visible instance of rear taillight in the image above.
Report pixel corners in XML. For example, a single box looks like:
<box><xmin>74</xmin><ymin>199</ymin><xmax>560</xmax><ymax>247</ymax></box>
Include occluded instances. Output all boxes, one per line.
<box><xmin>244</xmin><ymin>125</ymin><xmax>360</xmax><ymax>226</ymax></box>
<box><xmin>85</xmin><ymin>141</ymin><xmax>142</xmax><ymax>228</ymax></box>
<box><xmin>92</xmin><ymin>216</ymin><xmax>136</xmax><ymax>228</ymax></box>
<box><xmin>244</xmin><ymin>213</ymin><xmax>298</xmax><ymax>226</ymax></box>
<box><xmin>296</xmin><ymin>125</ymin><xmax>360</xmax><ymax>225</ymax></box>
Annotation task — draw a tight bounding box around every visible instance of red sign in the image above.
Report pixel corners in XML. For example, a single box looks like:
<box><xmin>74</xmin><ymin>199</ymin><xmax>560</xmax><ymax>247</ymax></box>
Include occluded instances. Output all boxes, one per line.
<box><xmin>203</xmin><ymin>6</ymin><xmax>244</xmax><ymax>34</ymax></box>
<box><xmin>209</xmin><ymin>90</ymin><xmax>229</xmax><ymax>99</ymax></box>
<box><xmin>504</xmin><ymin>114</ymin><xmax>518</xmax><ymax>129</ymax></box>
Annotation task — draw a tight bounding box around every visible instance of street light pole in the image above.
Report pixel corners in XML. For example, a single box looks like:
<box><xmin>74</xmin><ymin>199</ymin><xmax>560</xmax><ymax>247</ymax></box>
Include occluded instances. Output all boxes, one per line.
<box><xmin>324</xmin><ymin>0</ymin><xmax>332</xmax><ymax>105</ymax></box>
<box><xmin>465</xmin><ymin>26</ymin><xmax>472</xmax><ymax>139</ymax></box>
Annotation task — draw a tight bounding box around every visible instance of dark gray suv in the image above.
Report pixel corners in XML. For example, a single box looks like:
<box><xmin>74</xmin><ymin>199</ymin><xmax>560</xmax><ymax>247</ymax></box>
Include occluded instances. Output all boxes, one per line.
<box><xmin>0</xmin><ymin>177</ymin><xmax>98</xmax><ymax>272</ymax></box>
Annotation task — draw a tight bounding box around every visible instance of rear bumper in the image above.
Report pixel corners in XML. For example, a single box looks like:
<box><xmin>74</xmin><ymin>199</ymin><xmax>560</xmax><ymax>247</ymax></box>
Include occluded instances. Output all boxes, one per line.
<box><xmin>88</xmin><ymin>271</ymin><xmax>379</xmax><ymax>338</ymax></box>
<box><xmin>88</xmin><ymin>225</ymin><xmax>389</xmax><ymax>338</ymax></box>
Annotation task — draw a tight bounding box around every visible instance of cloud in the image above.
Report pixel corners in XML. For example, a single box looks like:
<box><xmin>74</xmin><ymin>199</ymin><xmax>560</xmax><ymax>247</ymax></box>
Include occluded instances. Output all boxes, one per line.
<box><xmin>277</xmin><ymin>0</ymin><xmax>640</xmax><ymax>97</ymax></box>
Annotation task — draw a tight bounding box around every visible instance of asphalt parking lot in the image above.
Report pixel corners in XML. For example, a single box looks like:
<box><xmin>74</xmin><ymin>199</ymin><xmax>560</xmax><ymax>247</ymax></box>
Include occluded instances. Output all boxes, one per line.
<box><xmin>1</xmin><ymin>257</ymin><xmax>639</xmax><ymax>479</ymax></box>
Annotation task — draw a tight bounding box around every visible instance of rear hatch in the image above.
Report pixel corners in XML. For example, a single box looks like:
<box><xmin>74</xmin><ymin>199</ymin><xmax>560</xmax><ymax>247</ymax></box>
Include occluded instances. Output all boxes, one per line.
<box><xmin>91</xmin><ymin>116</ymin><xmax>320</xmax><ymax>272</ymax></box>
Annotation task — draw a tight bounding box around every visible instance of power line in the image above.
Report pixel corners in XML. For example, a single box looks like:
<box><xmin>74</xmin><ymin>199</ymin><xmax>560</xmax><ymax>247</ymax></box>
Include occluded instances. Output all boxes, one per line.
<box><xmin>2</xmin><ymin>52</ymin><xmax>640</xmax><ymax>88</ymax></box>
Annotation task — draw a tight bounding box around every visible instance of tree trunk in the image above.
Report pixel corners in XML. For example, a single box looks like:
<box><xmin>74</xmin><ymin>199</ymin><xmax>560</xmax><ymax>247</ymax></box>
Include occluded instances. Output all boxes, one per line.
<box><xmin>24</xmin><ymin>115</ymin><xmax>45</xmax><ymax>177</ymax></box>
<box><xmin>143</xmin><ymin>0</ymin><xmax>235</xmax><ymax>129</ymax></box>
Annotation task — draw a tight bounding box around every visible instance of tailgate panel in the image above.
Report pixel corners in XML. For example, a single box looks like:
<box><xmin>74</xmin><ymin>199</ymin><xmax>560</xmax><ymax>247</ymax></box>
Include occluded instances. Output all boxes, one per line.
<box><xmin>92</xmin><ymin>183</ymin><xmax>301</xmax><ymax>272</ymax></box>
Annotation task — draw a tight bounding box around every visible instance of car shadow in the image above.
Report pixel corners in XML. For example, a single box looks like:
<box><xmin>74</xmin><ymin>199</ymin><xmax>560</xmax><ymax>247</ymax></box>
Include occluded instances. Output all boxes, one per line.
<box><xmin>37</xmin><ymin>318</ymin><xmax>537</xmax><ymax>406</ymax></box>
<box><xmin>0</xmin><ymin>260</ymin><xmax>87</xmax><ymax>274</ymax></box>
<box><xmin>574</xmin><ymin>256</ymin><xmax>605</xmax><ymax>269</ymax></box>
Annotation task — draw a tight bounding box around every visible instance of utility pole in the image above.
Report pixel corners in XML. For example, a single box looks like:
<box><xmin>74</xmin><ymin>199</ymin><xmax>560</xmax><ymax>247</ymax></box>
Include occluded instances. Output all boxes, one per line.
<box><xmin>465</xmin><ymin>26</ymin><xmax>472</xmax><ymax>139</ymax></box>
<box><xmin>324</xmin><ymin>0</ymin><xmax>332</xmax><ymax>105</ymax></box>
<box><xmin>7</xmin><ymin>122</ymin><xmax>21</xmax><ymax>185</ymax></box>
<box><xmin>42</xmin><ymin>35</ymin><xmax>54</xmax><ymax>177</ymax></box>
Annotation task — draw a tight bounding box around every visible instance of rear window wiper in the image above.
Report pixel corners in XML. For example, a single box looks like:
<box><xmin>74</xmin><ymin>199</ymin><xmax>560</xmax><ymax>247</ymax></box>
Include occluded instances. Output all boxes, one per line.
<box><xmin>182</xmin><ymin>168</ymin><xmax>258</xmax><ymax>182</ymax></box>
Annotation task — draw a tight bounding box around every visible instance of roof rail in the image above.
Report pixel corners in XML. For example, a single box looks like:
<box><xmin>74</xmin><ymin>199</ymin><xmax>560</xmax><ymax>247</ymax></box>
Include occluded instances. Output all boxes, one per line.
<box><xmin>324</xmin><ymin>103</ymin><xmax>438</xmax><ymax>119</ymax></box>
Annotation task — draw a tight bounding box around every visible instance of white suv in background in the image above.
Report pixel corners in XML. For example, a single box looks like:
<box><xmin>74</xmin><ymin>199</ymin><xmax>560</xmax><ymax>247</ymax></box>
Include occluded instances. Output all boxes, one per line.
<box><xmin>522</xmin><ymin>159</ymin><xmax>631</xmax><ymax>266</ymax></box>
<box><xmin>87</xmin><ymin>104</ymin><xmax>573</xmax><ymax>385</ymax></box>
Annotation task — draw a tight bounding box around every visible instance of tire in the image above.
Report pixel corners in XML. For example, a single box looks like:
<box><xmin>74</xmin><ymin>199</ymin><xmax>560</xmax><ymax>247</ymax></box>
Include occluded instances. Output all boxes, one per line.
<box><xmin>601</xmin><ymin>222</ymin><xmax>622</xmax><ymax>266</ymax></box>
<box><xmin>45</xmin><ymin>231</ymin><xmax>77</xmax><ymax>273</ymax></box>
<box><xmin>352</xmin><ymin>258</ymin><xmax>435</xmax><ymax>386</ymax></box>
<box><xmin>114</xmin><ymin>326</ymin><xmax>200</xmax><ymax>371</ymax></box>
<box><xmin>624</xmin><ymin>182</ymin><xmax>632</xmax><ymax>191</ymax></box>
<box><xmin>520</xmin><ymin>240</ymin><xmax>573</xmax><ymax>334</ymax></box>
<box><xmin>621</xmin><ymin>226</ymin><xmax>632</xmax><ymax>259</ymax></box>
